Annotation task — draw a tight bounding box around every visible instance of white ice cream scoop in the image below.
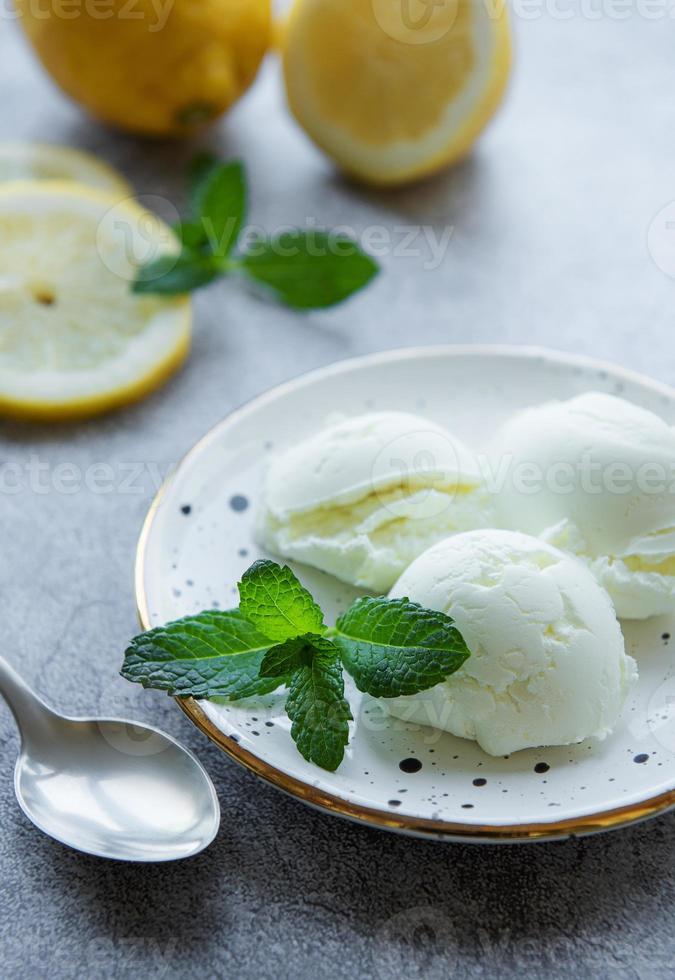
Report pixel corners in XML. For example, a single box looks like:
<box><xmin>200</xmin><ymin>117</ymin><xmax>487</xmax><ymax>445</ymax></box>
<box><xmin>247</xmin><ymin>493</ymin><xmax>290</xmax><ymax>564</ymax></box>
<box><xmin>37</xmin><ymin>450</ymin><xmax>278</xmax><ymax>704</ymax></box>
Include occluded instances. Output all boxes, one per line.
<box><xmin>256</xmin><ymin>411</ymin><xmax>492</xmax><ymax>592</ymax></box>
<box><xmin>384</xmin><ymin>529</ymin><xmax>636</xmax><ymax>756</ymax></box>
<box><xmin>493</xmin><ymin>392</ymin><xmax>675</xmax><ymax>619</ymax></box>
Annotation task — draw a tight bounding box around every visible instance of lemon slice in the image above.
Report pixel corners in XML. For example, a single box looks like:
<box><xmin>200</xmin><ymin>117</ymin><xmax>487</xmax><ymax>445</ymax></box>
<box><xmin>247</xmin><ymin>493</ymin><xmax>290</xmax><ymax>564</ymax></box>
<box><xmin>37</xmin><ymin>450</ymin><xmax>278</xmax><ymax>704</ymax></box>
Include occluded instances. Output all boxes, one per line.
<box><xmin>0</xmin><ymin>143</ymin><xmax>131</xmax><ymax>196</ymax></box>
<box><xmin>282</xmin><ymin>0</ymin><xmax>511</xmax><ymax>185</ymax></box>
<box><xmin>0</xmin><ymin>181</ymin><xmax>191</xmax><ymax>421</ymax></box>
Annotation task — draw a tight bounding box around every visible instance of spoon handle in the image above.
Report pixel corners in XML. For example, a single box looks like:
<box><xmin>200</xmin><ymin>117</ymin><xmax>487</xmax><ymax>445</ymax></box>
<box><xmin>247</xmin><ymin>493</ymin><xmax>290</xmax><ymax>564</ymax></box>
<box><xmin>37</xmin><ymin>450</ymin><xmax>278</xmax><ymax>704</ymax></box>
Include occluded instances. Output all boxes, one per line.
<box><xmin>0</xmin><ymin>656</ymin><xmax>53</xmax><ymax>737</ymax></box>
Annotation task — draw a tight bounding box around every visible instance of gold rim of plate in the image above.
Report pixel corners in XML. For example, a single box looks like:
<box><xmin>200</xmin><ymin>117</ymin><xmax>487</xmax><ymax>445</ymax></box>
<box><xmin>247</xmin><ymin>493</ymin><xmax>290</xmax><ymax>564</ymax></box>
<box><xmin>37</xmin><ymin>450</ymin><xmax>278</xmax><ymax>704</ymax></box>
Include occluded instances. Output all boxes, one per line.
<box><xmin>135</xmin><ymin>344</ymin><xmax>675</xmax><ymax>843</ymax></box>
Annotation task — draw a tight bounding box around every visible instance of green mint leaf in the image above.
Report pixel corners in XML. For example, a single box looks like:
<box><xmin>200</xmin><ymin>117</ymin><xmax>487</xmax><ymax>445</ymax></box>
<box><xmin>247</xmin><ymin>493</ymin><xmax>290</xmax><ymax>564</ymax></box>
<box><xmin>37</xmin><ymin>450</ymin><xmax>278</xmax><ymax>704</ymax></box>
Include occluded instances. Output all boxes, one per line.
<box><xmin>286</xmin><ymin>647</ymin><xmax>352</xmax><ymax>772</ymax></box>
<box><xmin>121</xmin><ymin>609</ymin><xmax>285</xmax><ymax>700</ymax></box>
<box><xmin>239</xmin><ymin>560</ymin><xmax>325</xmax><ymax>642</ymax></box>
<box><xmin>239</xmin><ymin>230</ymin><xmax>379</xmax><ymax>309</ymax></box>
<box><xmin>194</xmin><ymin>160</ymin><xmax>247</xmax><ymax>257</ymax></box>
<box><xmin>173</xmin><ymin>219</ymin><xmax>211</xmax><ymax>251</ymax></box>
<box><xmin>132</xmin><ymin>250</ymin><xmax>221</xmax><ymax>295</ymax></box>
<box><xmin>259</xmin><ymin>636</ymin><xmax>307</xmax><ymax>678</ymax></box>
<box><xmin>332</xmin><ymin>596</ymin><xmax>470</xmax><ymax>698</ymax></box>
<box><xmin>259</xmin><ymin>633</ymin><xmax>337</xmax><ymax>678</ymax></box>
<box><xmin>187</xmin><ymin>152</ymin><xmax>221</xmax><ymax>214</ymax></box>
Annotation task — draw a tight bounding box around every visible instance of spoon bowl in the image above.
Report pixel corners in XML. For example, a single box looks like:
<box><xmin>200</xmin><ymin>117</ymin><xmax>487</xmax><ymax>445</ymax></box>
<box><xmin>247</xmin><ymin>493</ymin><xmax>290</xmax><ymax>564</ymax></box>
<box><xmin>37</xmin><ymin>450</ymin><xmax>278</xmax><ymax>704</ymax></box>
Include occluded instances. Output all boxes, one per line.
<box><xmin>1</xmin><ymin>658</ymin><xmax>220</xmax><ymax>861</ymax></box>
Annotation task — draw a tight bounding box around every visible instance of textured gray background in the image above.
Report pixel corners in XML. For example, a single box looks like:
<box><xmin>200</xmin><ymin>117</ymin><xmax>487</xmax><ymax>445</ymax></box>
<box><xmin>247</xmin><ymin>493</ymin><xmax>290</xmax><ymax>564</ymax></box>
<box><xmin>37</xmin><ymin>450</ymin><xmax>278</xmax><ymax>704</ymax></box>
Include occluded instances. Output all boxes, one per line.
<box><xmin>1</xmin><ymin>10</ymin><xmax>674</xmax><ymax>980</ymax></box>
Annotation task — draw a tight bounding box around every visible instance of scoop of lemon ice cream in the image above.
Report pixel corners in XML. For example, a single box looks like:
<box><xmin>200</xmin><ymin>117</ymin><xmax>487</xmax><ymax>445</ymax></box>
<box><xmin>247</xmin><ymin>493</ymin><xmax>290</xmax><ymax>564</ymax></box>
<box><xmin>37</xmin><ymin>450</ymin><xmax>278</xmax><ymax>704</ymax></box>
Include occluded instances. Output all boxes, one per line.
<box><xmin>384</xmin><ymin>529</ymin><xmax>636</xmax><ymax>756</ymax></box>
<box><xmin>255</xmin><ymin>411</ymin><xmax>492</xmax><ymax>592</ymax></box>
<box><xmin>494</xmin><ymin>392</ymin><xmax>675</xmax><ymax>619</ymax></box>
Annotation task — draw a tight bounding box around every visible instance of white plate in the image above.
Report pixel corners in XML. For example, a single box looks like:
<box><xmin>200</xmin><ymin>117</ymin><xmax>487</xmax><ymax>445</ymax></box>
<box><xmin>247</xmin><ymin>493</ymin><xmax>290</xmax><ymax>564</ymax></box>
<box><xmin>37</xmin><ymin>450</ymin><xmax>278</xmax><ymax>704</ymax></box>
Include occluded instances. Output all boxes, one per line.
<box><xmin>136</xmin><ymin>345</ymin><xmax>675</xmax><ymax>843</ymax></box>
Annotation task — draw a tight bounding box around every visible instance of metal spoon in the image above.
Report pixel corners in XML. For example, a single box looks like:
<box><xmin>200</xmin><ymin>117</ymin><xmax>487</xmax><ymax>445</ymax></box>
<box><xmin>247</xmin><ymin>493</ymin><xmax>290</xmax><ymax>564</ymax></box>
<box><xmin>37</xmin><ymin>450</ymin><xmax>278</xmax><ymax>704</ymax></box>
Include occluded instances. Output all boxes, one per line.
<box><xmin>0</xmin><ymin>656</ymin><xmax>220</xmax><ymax>861</ymax></box>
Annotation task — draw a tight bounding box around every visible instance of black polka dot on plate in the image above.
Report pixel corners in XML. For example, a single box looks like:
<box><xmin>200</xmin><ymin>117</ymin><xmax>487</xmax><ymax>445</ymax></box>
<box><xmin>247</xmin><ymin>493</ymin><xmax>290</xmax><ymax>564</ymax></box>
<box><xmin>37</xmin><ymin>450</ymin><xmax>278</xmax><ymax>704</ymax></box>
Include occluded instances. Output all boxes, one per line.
<box><xmin>388</xmin><ymin>799</ymin><xmax>402</xmax><ymax>807</ymax></box>
<box><xmin>634</xmin><ymin>753</ymin><xmax>649</xmax><ymax>764</ymax></box>
<box><xmin>399</xmin><ymin>758</ymin><xmax>422</xmax><ymax>774</ymax></box>
<box><xmin>473</xmin><ymin>778</ymin><xmax>487</xmax><ymax>787</ymax></box>
<box><xmin>534</xmin><ymin>762</ymin><xmax>550</xmax><ymax>774</ymax></box>
<box><xmin>230</xmin><ymin>495</ymin><xmax>249</xmax><ymax>512</ymax></box>
<box><xmin>180</xmin><ymin>504</ymin><xmax>192</xmax><ymax>515</ymax></box>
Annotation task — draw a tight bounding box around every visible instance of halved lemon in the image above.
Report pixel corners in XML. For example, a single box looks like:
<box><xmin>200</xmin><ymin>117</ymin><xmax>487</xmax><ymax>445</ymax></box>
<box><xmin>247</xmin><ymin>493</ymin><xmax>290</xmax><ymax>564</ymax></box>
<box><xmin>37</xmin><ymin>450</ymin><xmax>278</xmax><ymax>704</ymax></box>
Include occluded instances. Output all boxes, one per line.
<box><xmin>282</xmin><ymin>0</ymin><xmax>511</xmax><ymax>185</ymax></box>
<box><xmin>0</xmin><ymin>143</ymin><xmax>131</xmax><ymax>196</ymax></box>
<box><xmin>0</xmin><ymin>181</ymin><xmax>191</xmax><ymax>421</ymax></box>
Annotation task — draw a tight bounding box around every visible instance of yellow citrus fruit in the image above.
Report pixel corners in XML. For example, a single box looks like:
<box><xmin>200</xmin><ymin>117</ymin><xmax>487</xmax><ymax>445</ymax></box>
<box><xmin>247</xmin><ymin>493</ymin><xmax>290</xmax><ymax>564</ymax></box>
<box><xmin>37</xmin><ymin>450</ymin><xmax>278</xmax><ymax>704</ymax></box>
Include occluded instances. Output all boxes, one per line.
<box><xmin>0</xmin><ymin>143</ymin><xmax>131</xmax><ymax>196</ymax></box>
<box><xmin>0</xmin><ymin>181</ymin><xmax>191</xmax><ymax>421</ymax></box>
<box><xmin>282</xmin><ymin>0</ymin><xmax>511</xmax><ymax>185</ymax></box>
<box><xmin>16</xmin><ymin>0</ymin><xmax>271</xmax><ymax>136</ymax></box>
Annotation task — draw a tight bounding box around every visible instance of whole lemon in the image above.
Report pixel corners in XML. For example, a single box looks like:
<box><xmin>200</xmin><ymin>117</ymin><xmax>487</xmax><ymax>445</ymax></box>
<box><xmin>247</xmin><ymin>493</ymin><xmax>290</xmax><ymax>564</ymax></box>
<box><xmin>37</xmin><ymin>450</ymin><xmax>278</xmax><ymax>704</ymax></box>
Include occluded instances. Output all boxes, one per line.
<box><xmin>16</xmin><ymin>0</ymin><xmax>271</xmax><ymax>136</ymax></box>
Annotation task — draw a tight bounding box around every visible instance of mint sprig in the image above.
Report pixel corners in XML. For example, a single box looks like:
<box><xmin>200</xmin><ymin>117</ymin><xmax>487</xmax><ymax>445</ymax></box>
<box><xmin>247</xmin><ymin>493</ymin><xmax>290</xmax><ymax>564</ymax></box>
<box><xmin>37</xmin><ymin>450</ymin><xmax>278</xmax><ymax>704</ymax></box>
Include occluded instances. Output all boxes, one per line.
<box><xmin>122</xmin><ymin>560</ymin><xmax>470</xmax><ymax>772</ymax></box>
<box><xmin>132</xmin><ymin>155</ymin><xmax>379</xmax><ymax>308</ymax></box>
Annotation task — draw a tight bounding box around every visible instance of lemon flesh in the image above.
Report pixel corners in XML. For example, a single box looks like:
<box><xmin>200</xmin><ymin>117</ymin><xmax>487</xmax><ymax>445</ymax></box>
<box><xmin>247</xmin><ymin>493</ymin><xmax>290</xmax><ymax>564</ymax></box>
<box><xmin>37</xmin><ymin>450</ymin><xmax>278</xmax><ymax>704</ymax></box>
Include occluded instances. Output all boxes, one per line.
<box><xmin>0</xmin><ymin>182</ymin><xmax>191</xmax><ymax>421</ymax></box>
<box><xmin>0</xmin><ymin>143</ymin><xmax>131</xmax><ymax>196</ymax></box>
<box><xmin>282</xmin><ymin>0</ymin><xmax>511</xmax><ymax>185</ymax></box>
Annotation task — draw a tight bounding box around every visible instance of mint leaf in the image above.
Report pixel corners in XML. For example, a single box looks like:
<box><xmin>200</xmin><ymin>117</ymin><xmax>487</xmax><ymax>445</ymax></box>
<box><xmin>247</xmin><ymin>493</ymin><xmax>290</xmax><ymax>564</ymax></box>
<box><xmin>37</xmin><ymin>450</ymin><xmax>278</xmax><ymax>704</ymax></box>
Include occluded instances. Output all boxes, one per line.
<box><xmin>195</xmin><ymin>160</ymin><xmax>246</xmax><ymax>257</ymax></box>
<box><xmin>173</xmin><ymin>160</ymin><xmax>246</xmax><ymax>256</ymax></box>
<box><xmin>260</xmin><ymin>633</ymin><xmax>337</xmax><ymax>678</ymax></box>
<box><xmin>132</xmin><ymin>250</ymin><xmax>220</xmax><ymax>294</ymax></box>
<box><xmin>173</xmin><ymin>220</ymin><xmax>210</xmax><ymax>251</ymax></box>
<box><xmin>121</xmin><ymin>609</ymin><xmax>285</xmax><ymax>700</ymax></box>
<box><xmin>259</xmin><ymin>636</ymin><xmax>306</xmax><ymax>678</ymax></box>
<box><xmin>240</xmin><ymin>231</ymin><xmax>379</xmax><ymax>309</ymax></box>
<box><xmin>239</xmin><ymin>560</ymin><xmax>325</xmax><ymax>642</ymax></box>
<box><xmin>286</xmin><ymin>647</ymin><xmax>352</xmax><ymax>771</ymax></box>
<box><xmin>333</xmin><ymin>597</ymin><xmax>470</xmax><ymax>698</ymax></box>
<box><xmin>187</xmin><ymin>152</ymin><xmax>221</xmax><ymax>214</ymax></box>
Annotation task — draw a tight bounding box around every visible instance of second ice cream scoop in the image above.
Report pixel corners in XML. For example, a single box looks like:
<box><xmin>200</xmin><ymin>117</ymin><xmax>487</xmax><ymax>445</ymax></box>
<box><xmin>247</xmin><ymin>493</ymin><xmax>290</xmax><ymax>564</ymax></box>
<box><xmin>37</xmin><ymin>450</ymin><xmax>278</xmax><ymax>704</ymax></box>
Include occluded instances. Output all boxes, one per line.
<box><xmin>256</xmin><ymin>411</ymin><xmax>493</xmax><ymax>592</ymax></box>
<box><xmin>494</xmin><ymin>392</ymin><xmax>675</xmax><ymax>619</ymax></box>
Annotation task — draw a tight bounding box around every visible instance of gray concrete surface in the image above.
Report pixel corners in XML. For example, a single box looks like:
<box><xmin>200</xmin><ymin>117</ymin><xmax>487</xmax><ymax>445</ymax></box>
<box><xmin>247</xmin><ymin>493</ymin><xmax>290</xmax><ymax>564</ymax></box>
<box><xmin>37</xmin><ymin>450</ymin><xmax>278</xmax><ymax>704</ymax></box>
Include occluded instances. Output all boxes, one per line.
<box><xmin>1</xmin><ymin>10</ymin><xmax>674</xmax><ymax>980</ymax></box>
